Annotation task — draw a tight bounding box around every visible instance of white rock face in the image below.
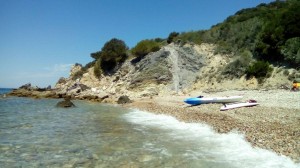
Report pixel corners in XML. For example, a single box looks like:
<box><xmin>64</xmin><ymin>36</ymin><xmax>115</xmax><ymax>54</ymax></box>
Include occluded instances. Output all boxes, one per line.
<box><xmin>70</xmin><ymin>64</ymin><xmax>82</xmax><ymax>77</ymax></box>
<box><xmin>54</xmin><ymin>43</ymin><xmax>296</xmax><ymax>99</ymax></box>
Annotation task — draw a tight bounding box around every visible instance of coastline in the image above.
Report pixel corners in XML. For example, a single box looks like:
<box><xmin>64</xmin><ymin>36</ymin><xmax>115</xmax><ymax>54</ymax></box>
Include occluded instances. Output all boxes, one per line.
<box><xmin>6</xmin><ymin>88</ymin><xmax>300</xmax><ymax>162</ymax></box>
<box><xmin>123</xmin><ymin>90</ymin><xmax>300</xmax><ymax>162</ymax></box>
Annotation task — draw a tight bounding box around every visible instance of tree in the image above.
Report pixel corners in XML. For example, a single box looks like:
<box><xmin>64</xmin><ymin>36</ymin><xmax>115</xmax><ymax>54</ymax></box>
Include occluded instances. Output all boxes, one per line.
<box><xmin>281</xmin><ymin>37</ymin><xmax>300</xmax><ymax>66</ymax></box>
<box><xmin>90</xmin><ymin>51</ymin><xmax>101</xmax><ymax>60</ymax></box>
<box><xmin>100</xmin><ymin>38</ymin><xmax>128</xmax><ymax>63</ymax></box>
<box><xmin>91</xmin><ymin>38</ymin><xmax>128</xmax><ymax>74</ymax></box>
<box><xmin>167</xmin><ymin>32</ymin><xmax>179</xmax><ymax>44</ymax></box>
<box><xmin>93</xmin><ymin>59</ymin><xmax>102</xmax><ymax>78</ymax></box>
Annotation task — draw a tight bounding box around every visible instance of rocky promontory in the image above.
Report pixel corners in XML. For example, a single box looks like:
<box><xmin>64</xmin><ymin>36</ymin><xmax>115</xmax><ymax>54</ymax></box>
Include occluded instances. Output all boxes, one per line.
<box><xmin>7</xmin><ymin>43</ymin><xmax>300</xmax><ymax>162</ymax></box>
<box><xmin>8</xmin><ymin>43</ymin><xmax>298</xmax><ymax>103</ymax></box>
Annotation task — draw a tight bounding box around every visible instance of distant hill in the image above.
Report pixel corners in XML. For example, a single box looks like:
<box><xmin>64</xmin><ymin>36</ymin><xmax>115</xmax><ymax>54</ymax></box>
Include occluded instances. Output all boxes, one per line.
<box><xmin>175</xmin><ymin>0</ymin><xmax>300</xmax><ymax>68</ymax></box>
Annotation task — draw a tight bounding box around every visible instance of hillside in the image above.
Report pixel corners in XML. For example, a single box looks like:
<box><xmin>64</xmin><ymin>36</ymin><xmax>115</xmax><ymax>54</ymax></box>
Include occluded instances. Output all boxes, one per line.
<box><xmin>176</xmin><ymin>0</ymin><xmax>300</xmax><ymax>68</ymax></box>
<box><xmin>52</xmin><ymin>0</ymin><xmax>300</xmax><ymax>100</ymax></box>
<box><xmin>53</xmin><ymin>42</ymin><xmax>297</xmax><ymax>102</ymax></box>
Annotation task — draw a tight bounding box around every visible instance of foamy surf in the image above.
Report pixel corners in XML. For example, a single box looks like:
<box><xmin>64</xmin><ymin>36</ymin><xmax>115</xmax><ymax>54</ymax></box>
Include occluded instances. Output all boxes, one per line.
<box><xmin>124</xmin><ymin>109</ymin><xmax>300</xmax><ymax>168</ymax></box>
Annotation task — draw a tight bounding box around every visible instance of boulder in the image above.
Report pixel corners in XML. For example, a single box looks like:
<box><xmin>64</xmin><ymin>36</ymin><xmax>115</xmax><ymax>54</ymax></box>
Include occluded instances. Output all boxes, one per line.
<box><xmin>117</xmin><ymin>95</ymin><xmax>132</xmax><ymax>104</ymax></box>
<box><xmin>56</xmin><ymin>98</ymin><xmax>75</xmax><ymax>108</ymax></box>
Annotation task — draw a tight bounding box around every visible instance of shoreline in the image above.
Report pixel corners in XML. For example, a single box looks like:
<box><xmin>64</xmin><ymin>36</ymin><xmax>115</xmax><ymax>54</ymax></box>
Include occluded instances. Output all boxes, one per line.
<box><xmin>124</xmin><ymin>90</ymin><xmax>300</xmax><ymax>162</ymax></box>
<box><xmin>6</xmin><ymin>88</ymin><xmax>300</xmax><ymax>162</ymax></box>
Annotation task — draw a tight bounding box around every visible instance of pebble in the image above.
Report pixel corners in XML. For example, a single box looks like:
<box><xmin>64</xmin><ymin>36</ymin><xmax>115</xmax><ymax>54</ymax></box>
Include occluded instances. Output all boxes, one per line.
<box><xmin>125</xmin><ymin>90</ymin><xmax>300</xmax><ymax>162</ymax></box>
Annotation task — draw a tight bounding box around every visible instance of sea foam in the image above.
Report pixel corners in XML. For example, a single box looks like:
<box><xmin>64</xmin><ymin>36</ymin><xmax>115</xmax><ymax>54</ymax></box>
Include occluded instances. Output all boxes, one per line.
<box><xmin>124</xmin><ymin>109</ymin><xmax>300</xmax><ymax>168</ymax></box>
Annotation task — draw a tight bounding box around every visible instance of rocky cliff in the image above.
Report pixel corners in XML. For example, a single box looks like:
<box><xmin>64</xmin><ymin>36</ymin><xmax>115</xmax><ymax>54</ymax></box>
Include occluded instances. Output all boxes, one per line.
<box><xmin>53</xmin><ymin>43</ymin><xmax>297</xmax><ymax>102</ymax></box>
<box><xmin>54</xmin><ymin>43</ymin><xmax>204</xmax><ymax>100</ymax></box>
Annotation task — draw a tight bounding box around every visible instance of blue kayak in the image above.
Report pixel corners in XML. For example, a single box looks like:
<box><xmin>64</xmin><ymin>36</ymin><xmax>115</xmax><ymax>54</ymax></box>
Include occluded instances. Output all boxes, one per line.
<box><xmin>184</xmin><ymin>96</ymin><xmax>243</xmax><ymax>105</ymax></box>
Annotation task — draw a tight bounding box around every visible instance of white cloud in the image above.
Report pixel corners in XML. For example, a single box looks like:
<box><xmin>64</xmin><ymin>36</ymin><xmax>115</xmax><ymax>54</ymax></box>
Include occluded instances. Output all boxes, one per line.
<box><xmin>50</xmin><ymin>64</ymin><xmax>74</xmax><ymax>73</ymax></box>
<box><xmin>44</xmin><ymin>64</ymin><xmax>73</xmax><ymax>73</ymax></box>
<box><xmin>12</xmin><ymin>63</ymin><xmax>73</xmax><ymax>82</ymax></box>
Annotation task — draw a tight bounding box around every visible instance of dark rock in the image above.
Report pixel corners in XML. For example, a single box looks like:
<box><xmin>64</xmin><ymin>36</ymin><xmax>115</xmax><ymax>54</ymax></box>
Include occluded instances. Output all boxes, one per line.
<box><xmin>82</xmin><ymin>95</ymin><xmax>98</xmax><ymax>100</ymax></box>
<box><xmin>19</xmin><ymin>83</ymin><xmax>32</xmax><ymax>90</ymax></box>
<box><xmin>36</xmin><ymin>87</ymin><xmax>47</xmax><ymax>91</ymax></box>
<box><xmin>113</xmin><ymin>76</ymin><xmax>120</xmax><ymax>82</ymax></box>
<box><xmin>56</xmin><ymin>98</ymin><xmax>75</xmax><ymax>108</ymax></box>
<box><xmin>46</xmin><ymin>85</ymin><xmax>51</xmax><ymax>90</ymax></box>
<box><xmin>117</xmin><ymin>95</ymin><xmax>132</xmax><ymax>104</ymax></box>
<box><xmin>79</xmin><ymin>84</ymin><xmax>90</xmax><ymax>91</ymax></box>
<box><xmin>57</xmin><ymin>93</ymin><xmax>66</xmax><ymax>98</ymax></box>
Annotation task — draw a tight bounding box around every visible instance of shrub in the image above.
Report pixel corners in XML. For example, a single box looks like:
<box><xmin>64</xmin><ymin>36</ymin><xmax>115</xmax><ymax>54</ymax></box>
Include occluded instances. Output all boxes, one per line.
<box><xmin>131</xmin><ymin>40</ymin><xmax>161</xmax><ymax>58</ymax></box>
<box><xmin>283</xmin><ymin>69</ymin><xmax>289</xmax><ymax>76</ymax></box>
<box><xmin>222</xmin><ymin>59</ymin><xmax>247</xmax><ymax>79</ymax></box>
<box><xmin>71</xmin><ymin>61</ymin><xmax>95</xmax><ymax>80</ymax></box>
<box><xmin>57</xmin><ymin>77</ymin><xmax>67</xmax><ymax>84</ymax></box>
<box><xmin>222</xmin><ymin>50</ymin><xmax>252</xmax><ymax>78</ymax></box>
<box><xmin>177</xmin><ymin>31</ymin><xmax>205</xmax><ymax>45</ymax></box>
<box><xmin>100</xmin><ymin>38</ymin><xmax>128</xmax><ymax>63</ymax></box>
<box><xmin>281</xmin><ymin>37</ymin><xmax>300</xmax><ymax>66</ymax></box>
<box><xmin>167</xmin><ymin>32</ymin><xmax>179</xmax><ymax>44</ymax></box>
<box><xmin>91</xmin><ymin>38</ymin><xmax>128</xmax><ymax>74</ymax></box>
<box><xmin>90</xmin><ymin>51</ymin><xmax>101</xmax><ymax>60</ymax></box>
<box><xmin>71</xmin><ymin>70</ymin><xmax>84</xmax><ymax>80</ymax></box>
<box><xmin>246</xmin><ymin>60</ymin><xmax>273</xmax><ymax>83</ymax></box>
<box><xmin>93</xmin><ymin>59</ymin><xmax>102</xmax><ymax>78</ymax></box>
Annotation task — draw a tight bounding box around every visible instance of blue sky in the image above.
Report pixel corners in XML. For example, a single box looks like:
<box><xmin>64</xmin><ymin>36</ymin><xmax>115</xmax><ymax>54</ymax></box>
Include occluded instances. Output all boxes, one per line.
<box><xmin>0</xmin><ymin>0</ymin><xmax>274</xmax><ymax>88</ymax></box>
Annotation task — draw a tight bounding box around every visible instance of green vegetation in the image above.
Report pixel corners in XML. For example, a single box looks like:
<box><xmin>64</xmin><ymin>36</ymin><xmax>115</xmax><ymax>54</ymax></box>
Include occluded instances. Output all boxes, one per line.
<box><xmin>175</xmin><ymin>31</ymin><xmax>205</xmax><ymax>45</ymax></box>
<box><xmin>167</xmin><ymin>32</ymin><xmax>179</xmax><ymax>44</ymax></box>
<box><xmin>79</xmin><ymin>0</ymin><xmax>299</xmax><ymax>80</ymax></box>
<box><xmin>93</xmin><ymin>59</ymin><xmax>102</xmax><ymax>78</ymax></box>
<box><xmin>175</xmin><ymin>0</ymin><xmax>300</xmax><ymax>68</ymax></box>
<box><xmin>91</xmin><ymin>38</ymin><xmax>128</xmax><ymax>77</ymax></box>
<box><xmin>281</xmin><ymin>37</ymin><xmax>300</xmax><ymax>65</ymax></box>
<box><xmin>246</xmin><ymin>61</ymin><xmax>273</xmax><ymax>83</ymax></box>
<box><xmin>254</xmin><ymin>1</ymin><xmax>300</xmax><ymax>64</ymax></box>
<box><xmin>222</xmin><ymin>50</ymin><xmax>253</xmax><ymax>79</ymax></box>
<box><xmin>71</xmin><ymin>61</ymin><xmax>95</xmax><ymax>80</ymax></box>
<box><xmin>131</xmin><ymin>39</ymin><xmax>161</xmax><ymax>60</ymax></box>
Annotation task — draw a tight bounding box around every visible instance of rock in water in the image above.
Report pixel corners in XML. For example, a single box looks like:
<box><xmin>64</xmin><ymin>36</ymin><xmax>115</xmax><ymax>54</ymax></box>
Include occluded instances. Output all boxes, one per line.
<box><xmin>117</xmin><ymin>95</ymin><xmax>132</xmax><ymax>104</ymax></box>
<box><xmin>56</xmin><ymin>98</ymin><xmax>75</xmax><ymax>108</ymax></box>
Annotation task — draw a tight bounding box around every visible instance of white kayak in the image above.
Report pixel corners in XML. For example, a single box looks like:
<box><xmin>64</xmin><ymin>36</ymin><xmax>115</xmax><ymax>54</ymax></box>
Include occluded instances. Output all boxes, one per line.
<box><xmin>184</xmin><ymin>96</ymin><xmax>243</xmax><ymax>105</ymax></box>
<box><xmin>220</xmin><ymin>101</ymin><xmax>259</xmax><ymax>111</ymax></box>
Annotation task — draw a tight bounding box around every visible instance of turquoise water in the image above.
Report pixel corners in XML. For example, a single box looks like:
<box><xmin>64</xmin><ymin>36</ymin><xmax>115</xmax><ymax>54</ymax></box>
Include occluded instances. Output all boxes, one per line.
<box><xmin>0</xmin><ymin>93</ymin><xmax>299</xmax><ymax>167</ymax></box>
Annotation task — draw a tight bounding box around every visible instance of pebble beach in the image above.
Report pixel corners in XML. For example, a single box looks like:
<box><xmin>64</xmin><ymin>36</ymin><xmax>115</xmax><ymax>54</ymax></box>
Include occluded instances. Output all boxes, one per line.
<box><xmin>124</xmin><ymin>89</ymin><xmax>300</xmax><ymax>162</ymax></box>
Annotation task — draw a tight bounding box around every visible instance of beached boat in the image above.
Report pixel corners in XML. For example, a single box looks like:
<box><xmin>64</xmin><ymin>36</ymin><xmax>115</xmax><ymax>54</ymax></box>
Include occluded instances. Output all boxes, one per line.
<box><xmin>184</xmin><ymin>96</ymin><xmax>243</xmax><ymax>105</ymax></box>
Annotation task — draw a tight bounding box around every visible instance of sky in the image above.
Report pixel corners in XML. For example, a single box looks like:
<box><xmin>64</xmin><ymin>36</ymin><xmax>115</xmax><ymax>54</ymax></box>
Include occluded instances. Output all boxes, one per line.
<box><xmin>0</xmin><ymin>0</ymin><xmax>275</xmax><ymax>88</ymax></box>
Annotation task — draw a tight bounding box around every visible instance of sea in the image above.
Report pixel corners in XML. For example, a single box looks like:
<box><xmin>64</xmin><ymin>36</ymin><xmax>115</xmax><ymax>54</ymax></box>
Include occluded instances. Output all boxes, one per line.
<box><xmin>0</xmin><ymin>88</ymin><xmax>299</xmax><ymax>168</ymax></box>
